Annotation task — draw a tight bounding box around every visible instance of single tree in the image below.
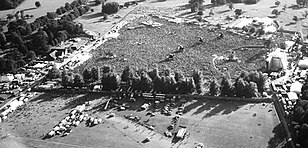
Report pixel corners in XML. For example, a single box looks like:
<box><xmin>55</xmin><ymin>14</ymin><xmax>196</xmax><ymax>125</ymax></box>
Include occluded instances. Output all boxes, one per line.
<box><xmin>0</xmin><ymin>31</ymin><xmax>7</xmax><ymax>46</ymax></box>
<box><xmin>209</xmin><ymin>79</ymin><xmax>220</xmax><ymax>96</ymax></box>
<box><xmin>121</xmin><ymin>66</ymin><xmax>135</xmax><ymax>82</ymax></box>
<box><xmin>233</xmin><ymin>78</ymin><xmax>247</xmax><ymax>97</ymax></box>
<box><xmin>46</xmin><ymin>65</ymin><xmax>61</xmax><ymax>79</ymax></box>
<box><xmin>83</xmin><ymin>68</ymin><xmax>92</xmax><ymax>82</ymax></box>
<box><xmin>245</xmin><ymin>82</ymin><xmax>260</xmax><ymax>98</ymax></box>
<box><xmin>35</xmin><ymin>1</ymin><xmax>41</xmax><ymax>7</ymax></box>
<box><xmin>220</xmin><ymin>76</ymin><xmax>233</xmax><ymax>97</ymax></box>
<box><xmin>91</xmin><ymin>66</ymin><xmax>99</xmax><ymax>81</ymax></box>
<box><xmin>62</xmin><ymin>74</ymin><xmax>70</xmax><ymax>88</ymax></box>
<box><xmin>102</xmin><ymin>2</ymin><xmax>120</xmax><ymax>14</ymax></box>
<box><xmin>74</xmin><ymin>74</ymin><xmax>84</xmax><ymax>89</ymax></box>
<box><xmin>101</xmin><ymin>72</ymin><xmax>121</xmax><ymax>91</ymax></box>
<box><xmin>192</xmin><ymin>69</ymin><xmax>204</xmax><ymax>94</ymax></box>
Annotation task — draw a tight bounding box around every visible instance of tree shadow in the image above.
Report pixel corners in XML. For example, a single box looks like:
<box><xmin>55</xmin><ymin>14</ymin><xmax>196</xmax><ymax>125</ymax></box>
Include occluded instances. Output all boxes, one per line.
<box><xmin>81</xmin><ymin>12</ymin><xmax>104</xmax><ymax>20</ymax></box>
<box><xmin>267</xmin><ymin>123</ymin><xmax>287</xmax><ymax>148</ymax></box>
<box><xmin>193</xmin><ymin>100</ymin><xmax>220</xmax><ymax>116</ymax></box>
<box><xmin>158</xmin><ymin>58</ymin><xmax>173</xmax><ymax>63</ymax></box>
<box><xmin>270</xmin><ymin>6</ymin><xmax>278</xmax><ymax>8</ymax></box>
<box><xmin>59</xmin><ymin>93</ymin><xmax>104</xmax><ymax>111</ymax></box>
<box><xmin>200</xmin><ymin>100</ymin><xmax>247</xmax><ymax>119</ymax></box>
<box><xmin>285</xmin><ymin>22</ymin><xmax>297</xmax><ymax>26</ymax></box>
<box><xmin>151</xmin><ymin>0</ymin><xmax>167</xmax><ymax>3</ymax></box>
<box><xmin>182</xmin><ymin>99</ymin><xmax>204</xmax><ymax>114</ymax></box>
<box><xmin>176</xmin><ymin>4</ymin><xmax>191</xmax><ymax>11</ymax></box>
<box><xmin>176</xmin><ymin>11</ymin><xmax>194</xmax><ymax>17</ymax></box>
<box><xmin>172</xmin><ymin>50</ymin><xmax>183</xmax><ymax>54</ymax></box>
<box><xmin>176</xmin><ymin>3</ymin><xmax>218</xmax><ymax>11</ymax></box>
<box><xmin>21</xmin><ymin>7</ymin><xmax>37</xmax><ymax>12</ymax></box>
<box><xmin>288</xmin><ymin>5</ymin><xmax>304</xmax><ymax>10</ymax></box>
<box><xmin>216</xmin><ymin>9</ymin><xmax>231</xmax><ymax>14</ymax></box>
<box><xmin>29</xmin><ymin>92</ymin><xmax>68</xmax><ymax>103</ymax></box>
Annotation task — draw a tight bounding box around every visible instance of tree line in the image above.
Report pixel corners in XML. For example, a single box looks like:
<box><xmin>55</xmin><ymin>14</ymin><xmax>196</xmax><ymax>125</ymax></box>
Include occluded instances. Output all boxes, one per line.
<box><xmin>0</xmin><ymin>0</ymin><xmax>25</xmax><ymax>10</ymax></box>
<box><xmin>0</xmin><ymin>0</ymin><xmax>90</xmax><ymax>74</ymax></box>
<box><xmin>45</xmin><ymin>65</ymin><xmax>267</xmax><ymax>98</ymax></box>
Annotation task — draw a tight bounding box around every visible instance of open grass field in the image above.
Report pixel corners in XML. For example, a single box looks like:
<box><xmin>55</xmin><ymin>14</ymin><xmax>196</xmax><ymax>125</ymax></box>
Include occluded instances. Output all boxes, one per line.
<box><xmin>77</xmin><ymin>16</ymin><xmax>269</xmax><ymax>80</ymax></box>
<box><xmin>0</xmin><ymin>92</ymin><xmax>283</xmax><ymax>148</ymax></box>
<box><xmin>0</xmin><ymin>0</ymin><xmax>75</xmax><ymax>22</ymax></box>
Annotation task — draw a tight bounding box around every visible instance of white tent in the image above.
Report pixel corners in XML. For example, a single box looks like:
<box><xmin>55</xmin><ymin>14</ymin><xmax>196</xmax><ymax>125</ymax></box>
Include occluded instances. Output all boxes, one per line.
<box><xmin>298</xmin><ymin>58</ymin><xmax>308</xmax><ymax>69</ymax></box>
<box><xmin>266</xmin><ymin>48</ymin><xmax>288</xmax><ymax>72</ymax></box>
<box><xmin>0</xmin><ymin>74</ymin><xmax>14</xmax><ymax>82</ymax></box>
<box><xmin>227</xmin><ymin>17</ymin><xmax>278</xmax><ymax>33</ymax></box>
<box><xmin>290</xmin><ymin>81</ymin><xmax>303</xmax><ymax>94</ymax></box>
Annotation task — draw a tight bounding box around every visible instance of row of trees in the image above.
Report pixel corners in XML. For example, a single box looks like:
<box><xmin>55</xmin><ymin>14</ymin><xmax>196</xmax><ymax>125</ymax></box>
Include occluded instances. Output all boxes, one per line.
<box><xmin>52</xmin><ymin>65</ymin><xmax>266</xmax><ymax>97</ymax></box>
<box><xmin>46</xmin><ymin>66</ymin><xmax>99</xmax><ymax>89</ymax></box>
<box><xmin>0</xmin><ymin>49</ymin><xmax>36</xmax><ymax>74</ymax></box>
<box><xmin>0</xmin><ymin>0</ymin><xmax>25</xmax><ymax>10</ymax></box>
<box><xmin>209</xmin><ymin>71</ymin><xmax>267</xmax><ymax>98</ymax></box>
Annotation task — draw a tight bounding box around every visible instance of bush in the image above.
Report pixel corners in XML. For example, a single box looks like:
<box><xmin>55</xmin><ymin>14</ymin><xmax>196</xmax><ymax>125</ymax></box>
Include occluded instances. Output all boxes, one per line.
<box><xmin>102</xmin><ymin>2</ymin><xmax>120</xmax><ymax>15</ymax></box>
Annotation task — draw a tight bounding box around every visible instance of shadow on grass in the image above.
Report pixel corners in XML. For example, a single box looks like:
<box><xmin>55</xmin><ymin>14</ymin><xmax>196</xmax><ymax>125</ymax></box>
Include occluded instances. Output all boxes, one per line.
<box><xmin>288</xmin><ymin>5</ymin><xmax>303</xmax><ymax>10</ymax></box>
<box><xmin>183</xmin><ymin>99</ymin><xmax>247</xmax><ymax>118</ymax></box>
<box><xmin>267</xmin><ymin>123</ymin><xmax>287</xmax><ymax>148</ymax></box>
<box><xmin>202</xmin><ymin>100</ymin><xmax>246</xmax><ymax>119</ymax></box>
<box><xmin>176</xmin><ymin>11</ymin><xmax>194</xmax><ymax>17</ymax></box>
<box><xmin>176</xmin><ymin>4</ymin><xmax>191</xmax><ymax>11</ymax></box>
<box><xmin>81</xmin><ymin>12</ymin><xmax>104</xmax><ymax>20</ymax></box>
<box><xmin>59</xmin><ymin>93</ymin><xmax>105</xmax><ymax>111</ymax></box>
<box><xmin>216</xmin><ymin>9</ymin><xmax>230</xmax><ymax>14</ymax></box>
<box><xmin>151</xmin><ymin>0</ymin><xmax>167</xmax><ymax>3</ymax></box>
<box><xmin>270</xmin><ymin>6</ymin><xmax>278</xmax><ymax>8</ymax></box>
<box><xmin>30</xmin><ymin>92</ymin><xmax>69</xmax><ymax>103</ymax></box>
<box><xmin>176</xmin><ymin>3</ymin><xmax>219</xmax><ymax>11</ymax></box>
<box><xmin>285</xmin><ymin>22</ymin><xmax>297</xmax><ymax>26</ymax></box>
<box><xmin>158</xmin><ymin>58</ymin><xmax>173</xmax><ymax>63</ymax></box>
<box><xmin>21</xmin><ymin>7</ymin><xmax>37</xmax><ymax>12</ymax></box>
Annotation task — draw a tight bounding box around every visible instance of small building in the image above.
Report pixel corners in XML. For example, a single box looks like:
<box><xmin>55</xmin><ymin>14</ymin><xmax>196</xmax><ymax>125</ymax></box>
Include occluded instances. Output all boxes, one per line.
<box><xmin>49</xmin><ymin>47</ymin><xmax>68</xmax><ymax>60</ymax></box>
